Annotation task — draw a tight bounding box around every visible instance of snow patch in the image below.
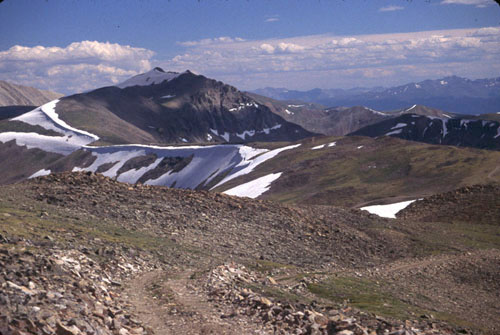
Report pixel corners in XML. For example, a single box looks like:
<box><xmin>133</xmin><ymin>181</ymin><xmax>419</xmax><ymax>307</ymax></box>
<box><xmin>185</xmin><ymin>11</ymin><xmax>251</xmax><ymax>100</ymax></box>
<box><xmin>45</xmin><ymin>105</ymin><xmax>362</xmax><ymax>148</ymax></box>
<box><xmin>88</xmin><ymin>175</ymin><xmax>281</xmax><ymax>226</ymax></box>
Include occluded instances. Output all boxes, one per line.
<box><xmin>440</xmin><ymin>119</ymin><xmax>449</xmax><ymax>138</ymax></box>
<box><xmin>13</xmin><ymin>100</ymin><xmax>99</xmax><ymax>143</ymax></box>
<box><xmin>287</xmin><ymin>104</ymin><xmax>304</xmax><ymax>108</ymax></box>
<box><xmin>210</xmin><ymin>129</ymin><xmax>230</xmax><ymax>142</ymax></box>
<box><xmin>117</xmin><ymin>69</ymin><xmax>183</xmax><ymax>88</ymax></box>
<box><xmin>361</xmin><ymin>200</ymin><xmax>417</xmax><ymax>219</ymax></box>
<box><xmin>311</xmin><ymin>144</ymin><xmax>325</xmax><ymax>150</ymax></box>
<box><xmin>262</xmin><ymin>124</ymin><xmax>281</xmax><ymax>134</ymax></box>
<box><xmin>285</xmin><ymin>109</ymin><xmax>294</xmax><ymax>115</ymax></box>
<box><xmin>229</xmin><ymin>102</ymin><xmax>259</xmax><ymax>112</ymax></box>
<box><xmin>0</xmin><ymin>132</ymin><xmax>84</xmax><ymax>155</ymax></box>
<box><xmin>495</xmin><ymin>125</ymin><xmax>500</xmax><ymax>139</ymax></box>
<box><xmin>3</xmin><ymin>100</ymin><xmax>99</xmax><ymax>155</ymax></box>
<box><xmin>460</xmin><ymin>120</ymin><xmax>470</xmax><ymax>128</ymax></box>
<box><xmin>391</xmin><ymin>123</ymin><xmax>407</xmax><ymax>130</ymax></box>
<box><xmin>385</xmin><ymin>129</ymin><xmax>403</xmax><ymax>136</ymax></box>
<box><xmin>328</xmin><ymin>142</ymin><xmax>337</xmax><ymax>147</ymax></box>
<box><xmin>117</xmin><ymin>158</ymin><xmax>163</xmax><ymax>184</ymax></box>
<box><xmin>357</xmin><ymin>145</ymin><xmax>364</xmax><ymax>149</ymax></box>
<box><xmin>212</xmin><ymin>125</ymin><xmax>281</xmax><ymax>141</ymax></box>
<box><xmin>236</xmin><ymin>130</ymin><xmax>256</xmax><ymax>140</ymax></box>
<box><xmin>404</xmin><ymin>105</ymin><xmax>417</xmax><ymax>113</ymax></box>
<box><xmin>212</xmin><ymin>144</ymin><xmax>301</xmax><ymax>189</ymax></box>
<box><xmin>160</xmin><ymin>95</ymin><xmax>176</xmax><ymax>99</ymax></box>
<box><xmin>223</xmin><ymin>172</ymin><xmax>282</xmax><ymax>199</ymax></box>
<box><xmin>73</xmin><ymin>144</ymin><xmax>271</xmax><ymax>190</ymax></box>
<box><xmin>29</xmin><ymin>169</ymin><xmax>51</xmax><ymax>179</ymax></box>
<box><xmin>367</xmin><ymin>107</ymin><xmax>387</xmax><ymax>116</ymax></box>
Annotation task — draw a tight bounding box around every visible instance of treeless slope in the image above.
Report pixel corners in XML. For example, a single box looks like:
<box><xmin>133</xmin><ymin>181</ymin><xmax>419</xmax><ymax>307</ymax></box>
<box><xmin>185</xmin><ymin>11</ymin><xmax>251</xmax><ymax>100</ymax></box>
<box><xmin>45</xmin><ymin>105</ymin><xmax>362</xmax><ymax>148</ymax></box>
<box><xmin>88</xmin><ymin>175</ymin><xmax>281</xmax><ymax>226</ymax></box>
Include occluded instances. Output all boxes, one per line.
<box><xmin>215</xmin><ymin>136</ymin><xmax>500</xmax><ymax>207</ymax></box>
<box><xmin>397</xmin><ymin>183</ymin><xmax>500</xmax><ymax>224</ymax></box>
<box><xmin>1</xmin><ymin>172</ymin><xmax>499</xmax><ymax>334</ymax></box>
<box><xmin>0</xmin><ymin>80</ymin><xmax>63</xmax><ymax>107</ymax></box>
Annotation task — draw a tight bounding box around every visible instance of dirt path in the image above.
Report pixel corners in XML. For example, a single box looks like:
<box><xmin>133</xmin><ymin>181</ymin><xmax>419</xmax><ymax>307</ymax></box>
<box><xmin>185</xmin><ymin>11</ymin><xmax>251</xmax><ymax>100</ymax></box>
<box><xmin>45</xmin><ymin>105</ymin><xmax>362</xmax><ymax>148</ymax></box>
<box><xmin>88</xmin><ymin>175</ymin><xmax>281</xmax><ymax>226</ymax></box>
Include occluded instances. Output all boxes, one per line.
<box><xmin>122</xmin><ymin>269</ymin><xmax>269</xmax><ymax>335</ymax></box>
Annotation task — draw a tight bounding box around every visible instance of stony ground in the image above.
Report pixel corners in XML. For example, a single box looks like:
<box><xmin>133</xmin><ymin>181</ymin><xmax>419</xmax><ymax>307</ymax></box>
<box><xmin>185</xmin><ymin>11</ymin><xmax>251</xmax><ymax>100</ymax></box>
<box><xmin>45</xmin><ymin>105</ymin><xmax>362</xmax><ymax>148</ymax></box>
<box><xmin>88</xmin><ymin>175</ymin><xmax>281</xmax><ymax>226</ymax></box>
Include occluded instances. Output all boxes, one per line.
<box><xmin>397</xmin><ymin>183</ymin><xmax>500</xmax><ymax>225</ymax></box>
<box><xmin>1</xmin><ymin>172</ymin><xmax>499</xmax><ymax>334</ymax></box>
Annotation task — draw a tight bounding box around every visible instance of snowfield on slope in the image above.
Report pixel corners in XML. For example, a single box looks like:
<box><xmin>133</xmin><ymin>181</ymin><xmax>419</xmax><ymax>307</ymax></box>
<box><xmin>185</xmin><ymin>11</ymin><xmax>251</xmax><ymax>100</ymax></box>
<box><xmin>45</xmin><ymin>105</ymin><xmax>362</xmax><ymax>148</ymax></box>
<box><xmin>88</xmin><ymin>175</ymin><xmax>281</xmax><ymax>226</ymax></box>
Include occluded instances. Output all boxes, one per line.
<box><xmin>2</xmin><ymin>98</ymin><xmax>300</xmax><ymax>196</ymax></box>
<box><xmin>223</xmin><ymin>172</ymin><xmax>282</xmax><ymax>198</ymax></box>
<box><xmin>116</xmin><ymin>68</ymin><xmax>184</xmax><ymax>89</ymax></box>
<box><xmin>360</xmin><ymin>200</ymin><xmax>417</xmax><ymax>219</ymax></box>
<box><xmin>0</xmin><ymin>100</ymin><xmax>99</xmax><ymax>155</ymax></box>
<box><xmin>71</xmin><ymin>143</ymin><xmax>300</xmax><ymax>190</ymax></box>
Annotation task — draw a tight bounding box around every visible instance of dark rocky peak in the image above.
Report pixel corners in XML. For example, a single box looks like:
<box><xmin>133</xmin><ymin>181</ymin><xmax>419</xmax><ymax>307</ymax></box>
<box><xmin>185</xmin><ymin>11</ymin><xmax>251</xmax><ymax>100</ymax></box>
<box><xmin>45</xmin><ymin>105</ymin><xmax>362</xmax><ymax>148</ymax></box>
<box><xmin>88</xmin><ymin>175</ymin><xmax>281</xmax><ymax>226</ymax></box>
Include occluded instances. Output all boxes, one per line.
<box><xmin>153</xmin><ymin>67</ymin><xmax>166</xmax><ymax>73</ymax></box>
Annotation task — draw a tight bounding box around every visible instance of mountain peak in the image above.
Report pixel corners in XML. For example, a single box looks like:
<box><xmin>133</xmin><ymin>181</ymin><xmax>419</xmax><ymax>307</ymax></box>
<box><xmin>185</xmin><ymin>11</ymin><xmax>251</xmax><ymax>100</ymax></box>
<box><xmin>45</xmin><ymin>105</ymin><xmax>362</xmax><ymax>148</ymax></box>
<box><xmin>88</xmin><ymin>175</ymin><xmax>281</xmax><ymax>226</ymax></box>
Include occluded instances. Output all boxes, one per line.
<box><xmin>153</xmin><ymin>67</ymin><xmax>166</xmax><ymax>73</ymax></box>
<box><xmin>116</xmin><ymin>68</ymin><xmax>183</xmax><ymax>89</ymax></box>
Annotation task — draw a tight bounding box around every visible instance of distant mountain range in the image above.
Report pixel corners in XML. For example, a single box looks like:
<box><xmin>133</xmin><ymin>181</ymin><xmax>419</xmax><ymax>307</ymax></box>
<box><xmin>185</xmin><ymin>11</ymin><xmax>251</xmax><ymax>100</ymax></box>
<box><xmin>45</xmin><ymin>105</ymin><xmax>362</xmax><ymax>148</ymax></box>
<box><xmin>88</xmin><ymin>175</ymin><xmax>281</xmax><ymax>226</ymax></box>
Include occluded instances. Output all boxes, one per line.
<box><xmin>251</xmin><ymin>76</ymin><xmax>500</xmax><ymax>115</ymax></box>
<box><xmin>248</xmin><ymin>95</ymin><xmax>457</xmax><ymax>136</ymax></box>
<box><xmin>350</xmin><ymin>112</ymin><xmax>500</xmax><ymax>151</ymax></box>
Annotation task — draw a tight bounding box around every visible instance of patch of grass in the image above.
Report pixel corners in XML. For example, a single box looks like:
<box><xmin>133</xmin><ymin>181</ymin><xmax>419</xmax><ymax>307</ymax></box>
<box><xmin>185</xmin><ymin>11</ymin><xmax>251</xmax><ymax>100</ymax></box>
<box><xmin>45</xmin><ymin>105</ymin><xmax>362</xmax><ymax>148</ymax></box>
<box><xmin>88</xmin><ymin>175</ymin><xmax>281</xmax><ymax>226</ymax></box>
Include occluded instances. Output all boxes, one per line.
<box><xmin>431</xmin><ymin>222</ymin><xmax>500</xmax><ymax>250</ymax></box>
<box><xmin>246</xmin><ymin>259</ymin><xmax>296</xmax><ymax>274</ymax></box>
<box><xmin>308</xmin><ymin>275</ymin><xmax>427</xmax><ymax>320</ymax></box>
<box><xmin>248</xmin><ymin>136</ymin><xmax>500</xmax><ymax>207</ymax></box>
<box><xmin>308</xmin><ymin>275</ymin><xmax>479</xmax><ymax>331</ymax></box>
<box><xmin>0</xmin><ymin>201</ymin><xmax>200</xmax><ymax>261</ymax></box>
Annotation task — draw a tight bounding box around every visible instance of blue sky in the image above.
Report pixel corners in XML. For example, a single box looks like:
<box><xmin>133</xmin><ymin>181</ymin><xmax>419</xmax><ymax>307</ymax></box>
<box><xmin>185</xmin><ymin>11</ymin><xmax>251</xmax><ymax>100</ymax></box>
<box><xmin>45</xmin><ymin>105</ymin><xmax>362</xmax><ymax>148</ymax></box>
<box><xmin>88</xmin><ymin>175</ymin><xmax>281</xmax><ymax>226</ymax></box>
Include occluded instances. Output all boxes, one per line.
<box><xmin>0</xmin><ymin>0</ymin><xmax>499</xmax><ymax>94</ymax></box>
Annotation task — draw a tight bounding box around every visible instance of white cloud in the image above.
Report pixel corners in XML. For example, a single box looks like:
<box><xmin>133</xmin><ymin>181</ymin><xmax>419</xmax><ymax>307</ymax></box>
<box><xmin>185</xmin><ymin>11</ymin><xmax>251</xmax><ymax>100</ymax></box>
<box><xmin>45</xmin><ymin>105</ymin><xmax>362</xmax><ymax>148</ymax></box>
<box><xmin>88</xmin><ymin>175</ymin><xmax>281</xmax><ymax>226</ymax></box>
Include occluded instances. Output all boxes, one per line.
<box><xmin>260</xmin><ymin>43</ymin><xmax>275</xmax><ymax>54</ymax></box>
<box><xmin>0</xmin><ymin>41</ymin><xmax>155</xmax><ymax>94</ymax></box>
<box><xmin>441</xmin><ymin>0</ymin><xmax>495</xmax><ymax>7</ymax></box>
<box><xmin>265</xmin><ymin>17</ymin><xmax>279</xmax><ymax>23</ymax></box>
<box><xmin>379</xmin><ymin>6</ymin><xmax>404</xmax><ymax>12</ymax></box>
<box><xmin>178</xmin><ymin>37</ymin><xmax>245</xmax><ymax>47</ymax></box>
<box><xmin>164</xmin><ymin>27</ymin><xmax>500</xmax><ymax>90</ymax></box>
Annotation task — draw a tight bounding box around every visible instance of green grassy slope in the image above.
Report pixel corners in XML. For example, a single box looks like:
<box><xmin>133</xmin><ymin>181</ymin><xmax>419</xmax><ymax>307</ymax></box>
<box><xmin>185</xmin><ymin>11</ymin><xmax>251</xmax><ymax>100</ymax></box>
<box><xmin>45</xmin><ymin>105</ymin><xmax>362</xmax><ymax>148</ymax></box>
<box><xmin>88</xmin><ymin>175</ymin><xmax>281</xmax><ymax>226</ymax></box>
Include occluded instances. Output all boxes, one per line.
<box><xmin>216</xmin><ymin>136</ymin><xmax>500</xmax><ymax>207</ymax></box>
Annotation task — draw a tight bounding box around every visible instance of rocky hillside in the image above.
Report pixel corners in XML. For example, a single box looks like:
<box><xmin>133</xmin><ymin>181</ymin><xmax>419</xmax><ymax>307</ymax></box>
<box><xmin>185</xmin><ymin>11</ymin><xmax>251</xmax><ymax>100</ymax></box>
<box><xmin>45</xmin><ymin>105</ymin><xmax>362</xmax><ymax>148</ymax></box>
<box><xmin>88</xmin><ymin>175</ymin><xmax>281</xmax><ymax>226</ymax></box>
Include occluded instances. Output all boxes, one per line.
<box><xmin>397</xmin><ymin>183</ymin><xmax>500</xmax><ymax>224</ymax></box>
<box><xmin>52</xmin><ymin>68</ymin><xmax>314</xmax><ymax>145</ymax></box>
<box><xmin>350</xmin><ymin>113</ymin><xmax>500</xmax><ymax>151</ymax></box>
<box><xmin>1</xmin><ymin>172</ymin><xmax>499</xmax><ymax>334</ymax></box>
<box><xmin>0</xmin><ymin>80</ymin><xmax>62</xmax><ymax>107</ymax></box>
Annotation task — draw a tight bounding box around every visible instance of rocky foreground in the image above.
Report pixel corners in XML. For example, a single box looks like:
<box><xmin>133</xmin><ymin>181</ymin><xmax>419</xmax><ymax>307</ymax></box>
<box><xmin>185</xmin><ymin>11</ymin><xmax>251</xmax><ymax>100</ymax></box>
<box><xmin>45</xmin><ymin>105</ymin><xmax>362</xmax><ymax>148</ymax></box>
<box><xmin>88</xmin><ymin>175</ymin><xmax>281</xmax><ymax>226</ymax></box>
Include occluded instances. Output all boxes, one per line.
<box><xmin>1</xmin><ymin>172</ymin><xmax>499</xmax><ymax>334</ymax></box>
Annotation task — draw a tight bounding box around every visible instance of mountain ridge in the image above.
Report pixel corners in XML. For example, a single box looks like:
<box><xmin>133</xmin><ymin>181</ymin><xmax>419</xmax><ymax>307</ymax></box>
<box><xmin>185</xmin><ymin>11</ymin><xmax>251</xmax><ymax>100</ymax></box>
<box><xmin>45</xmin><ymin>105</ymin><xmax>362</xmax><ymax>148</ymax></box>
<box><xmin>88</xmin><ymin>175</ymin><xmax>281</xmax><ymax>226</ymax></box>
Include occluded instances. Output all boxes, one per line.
<box><xmin>53</xmin><ymin>68</ymin><xmax>315</xmax><ymax>145</ymax></box>
<box><xmin>251</xmin><ymin>75</ymin><xmax>500</xmax><ymax>115</ymax></box>
<box><xmin>0</xmin><ymin>80</ymin><xmax>63</xmax><ymax>107</ymax></box>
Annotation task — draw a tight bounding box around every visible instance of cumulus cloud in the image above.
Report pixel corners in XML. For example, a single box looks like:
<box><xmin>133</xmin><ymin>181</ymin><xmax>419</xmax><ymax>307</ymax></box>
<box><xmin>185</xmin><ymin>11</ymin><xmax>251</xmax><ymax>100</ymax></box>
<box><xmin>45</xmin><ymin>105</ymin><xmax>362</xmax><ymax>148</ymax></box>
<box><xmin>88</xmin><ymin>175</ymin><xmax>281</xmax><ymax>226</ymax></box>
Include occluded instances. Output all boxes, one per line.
<box><xmin>258</xmin><ymin>42</ymin><xmax>306</xmax><ymax>54</ymax></box>
<box><xmin>164</xmin><ymin>27</ymin><xmax>500</xmax><ymax>90</ymax></box>
<box><xmin>441</xmin><ymin>0</ymin><xmax>495</xmax><ymax>7</ymax></box>
<box><xmin>378</xmin><ymin>6</ymin><xmax>404</xmax><ymax>12</ymax></box>
<box><xmin>0</xmin><ymin>41</ymin><xmax>155</xmax><ymax>94</ymax></box>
